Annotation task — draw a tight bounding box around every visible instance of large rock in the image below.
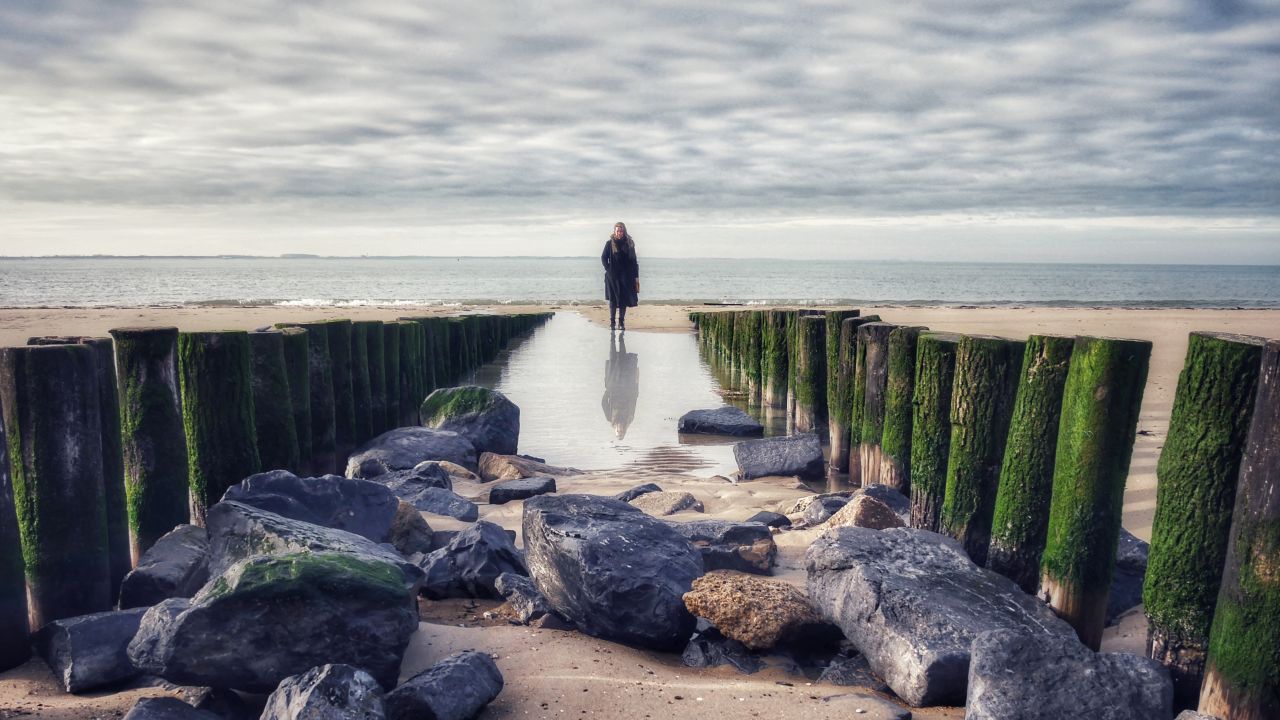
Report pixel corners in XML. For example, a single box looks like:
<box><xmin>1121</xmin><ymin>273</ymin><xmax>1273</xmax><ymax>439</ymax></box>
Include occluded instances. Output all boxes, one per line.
<box><xmin>782</xmin><ymin>492</ymin><xmax>853</xmax><ymax>517</ymax></box>
<box><xmin>119</xmin><ymin>524</ymin><xmax>210</xmax><ymax>609</ymax></box>
<box><xmin>346</xmin><ymin>428</ymin><xmax>478</xmax><ymax>478</ymax></box>
<box><xmin>682</xmin><ymin>571</ymin><xmax>824</xmax><ymax>650</ymax></box>
<box><xmin>418</xmin><ymin>521</ymin><xmax>528</xmax><ymax>599</ymax></box>
<box><xmin>734</xmin><ymin>433</ymin><xmax>824</xmax><ymax>480</ymax></box>
<box><xmin>222</xmin><ymin>470</ymin><xmax>399</xmax><ymax>544</ymax></box>
<box><xmin>629</xmin><ymin>490</ymin><xmax>704</xmax><ymax>516</ymax></box>
<box><xmin>384</xmin><ymin>650</ymin><xmax>503</xmax><ymax>720</ymax></box>
<box><xmin>857</xmin><ymin>484</ymin><xmax>911</xmax><ymax>524</ymax></box>
<box><xmin>1108</xmin><ymin>527</ymin><xmax>1149</xmax><ymax>625</ymax></box>
<box><xmin>494</xmin><ymin>572</ymin><xmax>553</xmax><ymax>624</ymax></box>
<box><xmin>825</xmin><ymin>494</ymin><xmax>905</xmax><ymax>530</ymax></box>
<box><xmin>410</xmin><ymin>487</ymin><xmax>479</xmax><ymax>521</ymax></box>
<box><xmin>522</xmin><ymin>494</ymin><xmax>704</xmax><ymax>650</ymax></box>
<box><xmin>803</xmin><ymin>495</ymin><xmax>850</xmax><ymax>525</ymax></box>
<box><xmin>745</xmin><ymin>510</ymin><xmax>791</xmax><ymax>529</ymax></box>
<box><xmin>478</xmin><ymin>452</ymin><xmax>581</xmax><ymax>482</ymax></box>
<box><xmin>123</xmin><ymin>698</ymin><xmax>221</xmax><ymax>720</ymax></box>
<box><xmin>665</xmin><ymin>519</ymin><xmax>776</xmax><ymax>574</ymax></box>
<box><xmin>488</xmin><ymin>476</ymin><xmax>556</xmax><ymax>505</ymax></box>
<box><xmin>34</xmin><ymin>608</ymin><xmax>147</xmax><ymax>693</ymax></box>
<box><xmin>375</xmin><ymin>463</ymin><xmax>455</xmax><ymax>509</ymax></box>
<box><xmin>388</xmin><ymin>501</ymin><xmax>434</xmax><ymax>556</ymax></box>
<box><xmin>967</xmin><ymin>628</ymin><xmax>1172</xmax><ymax>719</ymax></box>
<box><xmin>128</xmin><ymin>552</ymin><xmax>419</xmax><ymax>692</ymax></box>
<box><xmin>261</xmin><ymin>663</ymin><xmax>386</xmax><ymax>720</ymax></box>
<box><xmin>677</xmin><ymin>407</ymin><xmax>764</xmax><ymax>437</ymax></box>
<box><xmin>420</xmin><ymin>386</ymin><xmax>520</xmax><ymax>456</ymax></box>
<box><xmin>806</xmin><ymin>527</ymin><xmax>1075</xmax><ymax>707</ymax></box>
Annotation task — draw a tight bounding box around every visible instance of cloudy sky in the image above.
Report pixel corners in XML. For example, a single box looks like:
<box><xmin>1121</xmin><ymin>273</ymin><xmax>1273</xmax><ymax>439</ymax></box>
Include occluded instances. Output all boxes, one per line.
<box><xmin>1</xmin><ymin>1</ymin><xmax>1277</xmax><ymax>261</ymax></box>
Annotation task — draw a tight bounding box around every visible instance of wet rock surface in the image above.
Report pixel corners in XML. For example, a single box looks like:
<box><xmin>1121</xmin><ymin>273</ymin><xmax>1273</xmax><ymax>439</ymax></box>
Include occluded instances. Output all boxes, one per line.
<box><xmin>118</xmin><ymin>524</ymin><xmax>210</xmax><ymax>609</ymax></box>
<box><xmin>418</xmin><ymin>520</ymin><xmax>528</xmax><ymax>599</ymax></box>
<box><xmin>346</xmin><ymin>427</ymin><xmax>478</xmax><ymax>478</ymax></box>
<box><xmin>384</xmin><ymin>650</ymin><xmax>504</xmax><ymax>720</ymax></box>
<box><xmin>35</xmin><ymin>608</ymin><xmax>148</xmax><ymax>693</ymax></box>
<box><xmin>410</xmin><ymin>486</ymin><xmax>479</xmax><ymax>521</ymax></box>
<box><xmin>734</xmin><ymin>433</ymin><xmax>825</xmax><ymax>480</ymax></box>
<box><xmin>260</xmin><ymin>663</ymin><xmax>386</xmax><ymax>720</ymax></box>
<box><xmin>489</xmin><ymin>476</ymin><xmax>557</xmax><ymax>505</ymax></box>
<box><xmin>677</xmin><ymin>407</ymin><xmax>765</xmax><ymax>437</ymax></box>
<box><xmin>665</xmin><ymin>519</ymin><xmax>776</xmax><ymax>574</ymax></box>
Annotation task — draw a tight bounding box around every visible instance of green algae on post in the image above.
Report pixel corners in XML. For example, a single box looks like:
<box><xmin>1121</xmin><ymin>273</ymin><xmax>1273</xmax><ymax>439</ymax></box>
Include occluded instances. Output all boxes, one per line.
<box><xmin>824</xmin><ymin>310</ymin><xmax>860</xmax><ymax>467</ymax></box>
<box><xmin>1039</xmin><ymin>335</ymin><xmax>1151</xmax><ymax>651</ymax></box>
<box><xmin>879</xmin><ymin>325</ymin><xmax>927</xmax><ymax>495</ymax></box>
<box><xmin>908</xmin><ymin>332</ymin><xmax>961</xmax><ymax>531</ymax></box>
<box><xmin>1142</xmin><ymin>331</ymin><xmax>1266</xmax><ymax>711</ymax></box>
<box><xmin>742</xmin><ymin>311</ymin><xmax>764</xmax><ymax>399</ymax></box>
<box><xmin>0</xmin><ymin>408</ymin><xmax>31</xmax><ymax>670</ymax></box>
<box><xmin>276</xmin><ymin>321</ymin><xmax>336</xmax><ymax>475</ymax></box>
<box><xmin>986</xmin><ymin>334</ymin><xmax>1074</xmax><ymax>593</ymax></box>
<box><xmin>793</xmin><ymin>315</ymin><xmax>827</xmax><ymax>434</ymax></box>
<box><xmin>248</xmin><ymin>330</ymin><xmax>301</xmax><ymax>474</ymax></box>
<box><xmin>855</xmin><ymin>322</ymin><xmax>899</xmax><ymax>487</ymax></box>
<box><xmin>277</xmin><ymin>327</ymin><xmax>313</xmax><ymax>476</ymax></box>
<box><xmin>829</xmin><ymin>316</ymin><xmax>879</xmax><ymax>474</ymax></box>
<box><xmin>762</xmin><ymin>310</ymin><xmax>790</xmax><ymax>408</ymax></box>
<box><xmin>179</xmin><ymin>331</ymin><xmax>261</xmax><ymax>525</ymax></box>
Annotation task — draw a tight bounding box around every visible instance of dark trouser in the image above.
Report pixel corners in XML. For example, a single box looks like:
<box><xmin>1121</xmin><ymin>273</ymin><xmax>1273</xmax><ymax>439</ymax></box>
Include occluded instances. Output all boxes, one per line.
<box><xmin>610</xmin><ymin>303</ymin><xmax>627</xmax><ymax>328</ymax></box>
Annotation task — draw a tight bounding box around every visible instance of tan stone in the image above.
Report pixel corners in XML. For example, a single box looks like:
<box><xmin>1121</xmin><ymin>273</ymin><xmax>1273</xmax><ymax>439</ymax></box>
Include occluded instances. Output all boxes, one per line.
<box><xmin>388</xmin><ymin>500</ymin><xmax>433</xmax><ymax>555</ymax></box>
<box><xmin>478</xmin><ymin>452</ymin><xmax>582</xmax><ymax>482</ymax></box>
<box><xmin>780</xmin><ymin>492</ymin><xmax>852</xmax><ymax>517</ymax></box>
<box><xmin>825</xmin><ymin>494</ymin><xmax>905</xmax><ymax>530</ymax></box>
<box><xmin>436</xmin><ymin>461</ymin><xmax>480</xmax><ymax>481</ymax></box>
<box><xmin>629</xmin><ymin>491</ymin><xmax>704</xmax><ymax>516</ymax></box>
<box><xmin>682</xmin><ymin>572</ymin><xmax>823</xmax><ymax>650</ymax></box>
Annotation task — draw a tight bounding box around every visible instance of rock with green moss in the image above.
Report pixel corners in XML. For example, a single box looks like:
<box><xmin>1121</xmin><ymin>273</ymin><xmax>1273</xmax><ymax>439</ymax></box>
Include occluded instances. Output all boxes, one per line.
<box><xmin>855</xmin><ymin>322</ymin><xmax>899</xmax><ymax>486</ymax></box>
<box><xmin>794</xmin><ymin>316</ymin><xmax>827</xmax><ymax>434</ymax></box>
<box><xmin>127</xmin><ymin>551</ymin><xmax>418</xmax><ymax>692</ymax></box>
<box><xmin>908</xmin><ymin>332</ymin><xmax>961</xmax><ymax>532</ymax></box>
<box><xmin>1196</xmin><ymin>338</ymin><xmax>1279</xmax><ymax>720</ymax></box>
<box><xmin>0</xmin><ymin>409</ymin><xmax>30</xmax><ymax>671</ymax></box>
<box><xmin>357</xmin><ymin>321</ymin><xmax>387</xmax><ymax>436</ymax></box>
<box><xmin>179</xmin><ymin>331</ymin><xmax>261</xmax><ymax>526</ymax></box>
<box><xmin>420</xmin><ymin>385</ymin><xmax>520</xmax><ymax>456</ymax></box>
<box><xmin>879</xmin><ymin>326</ymin><xmax>927</xmax><ymax>495</ymax></box>
<box><xmin>349</xmin><ymin>321</ymin><xmax>375</xmax><ymax>446</ymax></box>
<box><xmin>381</xmin><ymin>322</ymin><xmax>402</xmax><ymax>430</ymax></box>
<box><xmin>761</xmin><ymin>310</ymin><xmax>790</xmax><ymax>408</ymax></box>
<box><xmin>0</xmin><ymin>344</ymin><xmax>113</xmax><ymax>627</ymax></box>
<box><xmin>248</xmin><ymin>331</ymin><xmax>301</xmax><ymax>475</ymax></box>
<box><xmin>1039</xmin><ymin>335</ymin><xmax>1150</xmax><ymax>651</ymax></box>
<box><xmin>828</xmin><ymin>315</ymin><xmax>879</xmax><ymax>474</ymax></box>
<box><xmin>986</xmin><ymin>334</ymin><xmax>1074</xmax><ymax>594</ymax></box>
<box><xmin>276</xmin><ymin>327</ymin><xmax>313</xmax><ymax>476</ymax></box>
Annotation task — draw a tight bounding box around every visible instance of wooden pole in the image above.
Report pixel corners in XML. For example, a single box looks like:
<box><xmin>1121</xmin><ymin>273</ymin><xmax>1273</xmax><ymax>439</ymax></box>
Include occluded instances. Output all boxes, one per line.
<box><xmin>276</xmin><ymin>322</ymin><xmax>336</xmax><ymax>475</ymax></box>
<box><xmin>879</xmin><ymin>325</ymin><xmax>928</xmax><ymax>494</ymax></box>
<box><xmin>0</xmin><ymin>403</ymin><xmax>30</xmax><ymax>671</ymax></box>
<box><xmin>794</xmin><ymin>315</ymin><xmax>827</xmax><ymax>434</ymax></box>
<box><xmin>359</xmin><ymin>320</ymin><xmax>387</xmax><ymax>436</ymax></box>
<box><xmin>325</xmin><ymin>320</ymin><xmax>357</xmax><ymax>463</ymax></box>
<box><xmin>824</xmin><ymin>310</ymin><xmax>861</xmax><ymax>471</ymax></box>
<box><xmin>909</xmin><ymin>331</ymin><xmax>961</xmax><ymax>531</ymax></box>
<box><xmin>277</xmin><ymin>327</ymin><xmax>313</xmax><ymax>476</ymax></box>
<box><xmin>248</xmin><ymin>330</ymin><xmax>301</xmax><ymax>474</ymax></box>
<box><xmin>856</xmin><ymin>322</ymin><xmax>899</xmax><ymax>487</ymax></box>
<box><xmin>382</xmin><ymin>322</ymin><xmax>401</xmax><ymax>431</ymax></box>
<box><xmin>762</xmin><ymin>310</ymin><xmax>789</xmax><ymax>408</ymax></box>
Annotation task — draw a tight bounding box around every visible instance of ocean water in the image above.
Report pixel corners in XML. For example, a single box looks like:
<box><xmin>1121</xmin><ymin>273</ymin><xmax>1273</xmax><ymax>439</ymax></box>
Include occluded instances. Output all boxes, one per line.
<box><xmin>1</xmin><ymin>256</ymin><xmax>1278</xmax><ymax>308</ymax></box>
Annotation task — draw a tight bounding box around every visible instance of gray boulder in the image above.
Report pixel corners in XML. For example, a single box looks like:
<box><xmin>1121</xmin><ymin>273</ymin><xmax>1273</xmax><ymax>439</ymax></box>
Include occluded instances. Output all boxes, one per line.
<box><xmin>128</xmin><ymin>552</ymin><xmax>419</xmax><ymax>692</ymax></box>
<box><xmin>420</xmin><ymin>386</ymin><xmax>520</xmax><ymax>456</ymax></box>
<box><xmin>629</xmin><ymin>491</ymin><xmax>704</xmax><ymax>516</ymax></box>
<box><xmin>222</xmin><ymin>470</ymin><xmax>399</xmax><ymax>544</ymax></box>
<box><xmin>261</xmin><ymin>663</ymin><xmax>386</xmax><ymax>720</ymax></box>
<box><xmin>613</xmin><ymin>483</ymin><xmax>663</xmax><ymax>502</ymax></box>
<box><xmin>410</xmin><ymin>487</ymin><xmax>479</xmax><ymax>521</ymax></box>
<box><xmin>745</xmin><ymin>510</ymin><xmax>790</xmax><ymax>529</ymax></box>
<box><xmin>34</xmin><ymin>608</ymin><xmax>147</xmax><ymax>693</ymax></box>
<box><xmin>123</xmin><ymin>698</ymin><xmax>221</xmax><ymax>720</ymax></box>
<box><xmin>522</xmin><ymin>494</ymin><xmax>703</xmax><ymax>650</ymax></box>
<box><xmin>375</xmin><ymin>463</ymin><xmax>455</xmax><ymax>509</ymax></box>
<box><xmin>384</xmin><ymin>650</ymin><xmax>503</xmax><ymax>720</ymax></box>
<box><xmin>678</xmin><ymin>407</ymin><xmax>764</xmax><ymax>437</ymax></box>
<box><xmin>479</xmin><ymin>452</ymin><xmax>580</xmax><ymax>482</ymax></box>
<box><xmin>1109</xmin><ymin>527</ymin><xmax>1149</xmax><ymax>625</ymax></box>
<box><xmin>803</xmin><ymin>495</ymin><xmax>850</xmax><ymax>525</ymax></box>
<box><xmin>489</xmin><ymin>476</ymin><xmax>556</xmax><ymax>505</ymax></box>
<box><xmin>734</xmin><ymin>433</ymin><xmax>824</xmax><ymax>480</ymax></box>
<box><xmin>967</xmin><ymin>628</ymin><xmax>1172</xmax><ymax>719</ymax></box>
<box><xmin>664</xmin><ymin>519</ymin><xmax>776</xmax><ymax>574</ymax></box>
<box><xmin>806</xmin><ymin>527</ymin><xmax>1074</xmax><ymax>707</ymax></box>
<box><xmin>346</xmin><ymin>428</ymin><xmax>478</xmax><ymax>478</ymax></box>
<box><xmin>388</xmin><ymin>501</ymin><xmax>433</xmax><ymax>556</ymax></box>
<box><xmin>119</xmin><ymin>524</ymin><xmax>210</xmax><ymax>609</ymax></box>
<box><xmin>856</xmin><ymin>484</ymin><xmax>911</xmax><ymax>523</ymax></box>
<box><xmin>494</xmin><ymin>572</ymin><xmax>553</xmax><ymax>624</ymax></box>
<box><xmin>418</xmin><ymin>521</ymin><xmax>528</xmax><ymax>599</ymax></box>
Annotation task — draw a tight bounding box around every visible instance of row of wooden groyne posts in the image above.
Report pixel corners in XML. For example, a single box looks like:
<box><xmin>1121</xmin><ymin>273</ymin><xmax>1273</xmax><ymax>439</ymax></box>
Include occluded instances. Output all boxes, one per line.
<box><xmin>0</xmin><ymin>312</ymin><xmax>551</xmax><ymax>672</ymax></box>
<box><xmin>690</xmin><ymin>308</ymin><xmax>1278</xmax><ymax>719</ymax></box>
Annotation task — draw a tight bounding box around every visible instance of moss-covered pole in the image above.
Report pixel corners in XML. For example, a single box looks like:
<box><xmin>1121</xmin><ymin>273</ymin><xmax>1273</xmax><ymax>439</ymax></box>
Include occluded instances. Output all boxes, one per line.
<box><xmin>824</xmin><ymin>310</ymin><xmax>860</xmax><ymax>464</ymax></box>
<box><xmin>110</xmin><ymin>327</ymin><xmax>190</xmax><ymax>560</ymax></box>
<box><xmin>277</xmin><ymin>327</ymin><xmax>313</xmax><ymax>476</ymax></box>
<box><xmin>939</xmin><ymin>334</ymin><xmax>1025</xmax><ymax>565</ymax></box>
<box><xmin>349</xmin><ymin>321</ymin><xmax>374</xmax><ymax>445</ymax></box>
<box><xmin>743</xmin><ymin>311</ymin><xmax>764</xmax><ymax>401</ymax></box>
<box><xmin>829</xmin><ymin>316</ymin><xmax>879</xmax><ymax>473</ymax></box>
<box><xmin>276</xmin><ymin>322</ymin><xmax>335</xmax><ymax>475</ymax></box>
<box><xmin>985</xmin><ymin>334</ymin><xmax>1074</xmax><ymax>593</ymax></box>
<box><xmin>855</xmin><ymin>322</ymin><xmax>899</xmax><ymax>487</ymax></box>
<box><xmin>1198</xmin><ymin>339</ymin><xmax>1280</xmax><ymax>720</ymax></box>
<box><xmin>179</xmin><ymin>331</ymin><xmax>261</xmax><ymax>525</ymax></box>
<box><xmin>0</xmin><ymin>407</ymin><xmax>30</xmax><ymax>670</ymax></box>
<box><xmin>359</xmin><ymin>321</ymin><xmax>387</xmax><ymax>436</ymax></box>
<box><xmin>1039</xmin><ymin>335</ymin><xmax>1151</xmax><ymax>651</ymax></box>
<box><xmin>1142</xmin><ymin>332</ymin><xmax>1267</xmax><ymax>710</ymax></box>
<box><xmin>382</xmin><ymin>322</ymin><xmax>401</xmax><ymax>430</ymax></box>
<box><xmin>247</xmin><ymin>330</ymin><xmax>301</xmax><ymax>474</ymax></box>
<box><xmin>325</xmin><ymin>320</ymin><xmax>357</xmax><ymax>464</ymax></box>
<box><xmin>909</xmin><ymin>332</ymin><xmax>961</xmax><ymax>531</ymax></box>
<box><xmin>396</xmin><ymin>320</ymin><xmax>422</xmax><ymax>424</ymax></box>
<box><xmin>794</xmin><ymin>315</ymin><xmax>827</xmax><ymax>434</ymax></box>
<box><xmin>762</xmin><ymin>310</ymin><xmax>789</xmax><ymax>408</ymax></box>
<box><xmin>879</xmin><ymin>325</ymin><xmax>927</xmax><ymax>494</ymax></box>
<box><xmin>0</xmin><ymin>344</ymin><xmax>112</xmax><ymax>627</ymax></box>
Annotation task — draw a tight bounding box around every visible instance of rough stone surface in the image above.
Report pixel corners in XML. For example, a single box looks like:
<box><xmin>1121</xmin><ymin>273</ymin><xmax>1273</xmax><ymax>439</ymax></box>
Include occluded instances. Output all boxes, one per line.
<box><xmin>523</xmin><ymin>494</ymin><xmax>704</xmax><ymax>650</ymax></box>
<box><xmin>803</xmin><ymin>495</ymin><xmax>851</xmax><ymax>526</ymax></box>
<box><xmin>629</xmin><ymin>491</ymin><xmax>704</xmax><ymax>516</ymax></box>
<box><xmin>479</xmin><ymin>452</ymin><xmax>580</xmax><ymax>482</ymax></box>
<box><xmin>494</xmin><ymin>572</ymin><xmax>552</xmax><ymax>624</ymax></box>
<box><xmin>745</xmin><ymin>510</ymin><xmax>791</xmax><ymax>529</ymax></box>
<box><xmin>418</xmin><ymin>521</ymin><xmax>528</xmax><ymax>599</ymax></box>
<box><xmin>374</xmin><ymin>463</ymin><xmax>454</xmax><ymax>510</ymax></box>
<box><xmin>123</xmin><ymin>698</ymin><xmax>221</xmax><ymax>720</ymax></box>
<box><xmin>128</xmin><ymin>552</ymin><xmax>419</xmax><ymax>693</ymax></box>
<box><xmin>34</xmin><ymin>608</ymin><xmax>147</xmax><ymax>693</ymax></box>
<box><xmin>681</xmin><ymin>627</ymin><xmax>763</xmax><ymax>674</ymax></box>
<box><xmin>613</xmin><ymin>483</ymin><xmax>663</xmax><ymax>503</ymax></box>
<box><xmin>734</xmin><ymin>433</ymin><xmax>825</xmax><ymax>480</ymax></box>
<box><xmin>119</xmin><ymin>525</ymin><xmax>210</xmax><ymax>609</ymax></box>
<box><xmin>420</xmin><ymin>386</ymin><xmax>520</xmax><ymax>456</ymax></box>
<box><xmin>388</xmin><ymin>501</ymin><xmax>433</xmax><ymax>556</ymax></box>
<box><xmin>430</xmin><ymin>461</ymin><xmax>479</xmax><ymax>481</ymax></box>
<box><xmin>222</xmin><ymin>470</ymin><xmax>399</xmax><ymax>544</ymax></box>
<box><xmin>260</xmin><ymin>663</ymin><xmax>386</xmax><ymax>720</ymax></box>
<box><xmin>1108</xmin><ymin>527</ymin><xmax>1149</xmax><ymax>625</ymax></box>
<box><xmin>818</xmin><ymin>651</ymin><xmax>892</xmax><ymax>693</ymax></box>
<box><xmin>967</xmin><ymin>628</ymin><xmax>1173</xmax><ymax>719</ymax></box>
<box><xmin>782</xmin><ymin>492</ymin><xmax>853</xmax><ymax>517</ymax></box>
<box><xmin>665</xmin><ymin>519</ymin><xmax>776</xmax><ymax>574</ymax></box>
<box><xmin>806</xmin><ymin>526</ymin><xmax>1075</xmax><ymax>707</ymax></box>
<box><xmin>826</xmin><ymin>494</ymin><xmax>906</xmax><ymax>530</ymax></box>
<box><xmin>683</xmin><ymin>571</ymin><xmax>824</xmax><ymax>650</ymax></box>
<box><xmin>677</xmin><ymin>407</ymin><xmax>765</xmax><ymax>437</ymax></box>
<box><xmin>855</xmin><ymin>484</ymin><xmax>912</xmax><ymax>523</ymax></box>
<box><xmin>410</xmin><ymin>486</ymin><xmax>479</xmax><ymax>521</ymax></box>
<box><xmin>488</xmin><ymin>476</ymin><xmax>556</xmax><ymax>505</ymax></box>
<box><xmin>1174</xmin><ymin>713</ymin><xmax>1218</xmax><ymax>720</ymax></box>
<box><xmin>346</xmin><ymin>428</ymin><xmax>478</xmax><ymax>478</ymax></box>
<box><xmin>384</xmin><ymin>650</ymin><xmax>503</xmax><ymax>720</ymax></box>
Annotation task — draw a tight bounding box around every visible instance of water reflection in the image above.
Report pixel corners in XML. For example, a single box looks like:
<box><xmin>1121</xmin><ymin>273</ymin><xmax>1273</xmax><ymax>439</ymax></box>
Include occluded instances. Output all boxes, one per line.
<box><xmin>601</xmin><ymin>334</ymin><xmax>639</xmax><ymax>439</ymax></box>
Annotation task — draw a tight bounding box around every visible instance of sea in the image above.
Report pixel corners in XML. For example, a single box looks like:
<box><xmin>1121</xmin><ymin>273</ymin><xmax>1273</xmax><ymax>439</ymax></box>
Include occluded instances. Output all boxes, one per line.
<box><xmin>1</xmin><ymin>256</ymin><xmax>1278</xmax><ymax>308</ymax></box>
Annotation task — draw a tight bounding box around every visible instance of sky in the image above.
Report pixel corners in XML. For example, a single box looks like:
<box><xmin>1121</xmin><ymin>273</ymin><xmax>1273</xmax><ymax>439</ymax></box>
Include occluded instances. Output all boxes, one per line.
<box><xmin>1</xmin><ymin>1</ymin><xmax>1277</xmax><ymax>262</ymax></box>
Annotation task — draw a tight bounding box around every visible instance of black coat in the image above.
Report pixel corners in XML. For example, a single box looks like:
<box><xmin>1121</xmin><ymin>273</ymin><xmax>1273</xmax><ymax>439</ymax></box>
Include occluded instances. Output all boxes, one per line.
<box><xmin>601</xmin><ymin>240</ymin><xmax>639</xmax><ymax>308</ymax></box>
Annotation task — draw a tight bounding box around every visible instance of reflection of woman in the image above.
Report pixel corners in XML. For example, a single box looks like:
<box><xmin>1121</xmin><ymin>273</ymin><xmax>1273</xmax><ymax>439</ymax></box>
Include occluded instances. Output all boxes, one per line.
<box><xmin>601</xmin><ymin>222</ymin><xmax>640</xmax><ymax>332</ymax></box>
<box><xmin>601</xmin><ymin>334</ymin><xmax>639</xmax><ymax>439</ymax></box>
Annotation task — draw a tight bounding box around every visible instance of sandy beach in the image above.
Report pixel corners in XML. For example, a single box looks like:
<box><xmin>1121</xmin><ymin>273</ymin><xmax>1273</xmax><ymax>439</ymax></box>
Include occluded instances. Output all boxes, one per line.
<box><xmin>0</xmin><ymin>303</ymin><xmax>1276</xmax><ymax>719</ymax></box>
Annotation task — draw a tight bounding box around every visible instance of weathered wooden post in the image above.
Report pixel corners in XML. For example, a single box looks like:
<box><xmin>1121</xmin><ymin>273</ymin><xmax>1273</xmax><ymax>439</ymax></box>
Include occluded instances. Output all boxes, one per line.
<box><xmin>762</xmin><ymin>310</ymin><xmax>789</xmax><ymax>408</ymax></box>
<box><xmin>277</xmin><ymin>326</ymin><xmax>313</xmax><ymax>476</ymax></box>
<box><xmin>349</xmin><ymin>321</ymin><xmax>374</xmax><ymax>445</ymax></box>
<box><xmin>985</xmin><ymin>334</ymin><xmax>1074</xmax><ymax>593</ymax></box>
<box><xmin>389</xmin><ymin>320</ymin><xmax>417</xmax><ymax>425</ymax></box>
<box><xmin>829</xmin><ymin>316</ymin><xmax>879</xmax><ymax>473</ymax></box>
<box><xmin>824</xmin><ymin>310</ymin><xmax>860</xmax><ymax>467</ymax></box>
<box><xmin>325</xmin><ymin>320</ymin><xmax>357</xmax><ymax>463</ymax></box>
<box><xmin>276</xmin><ymin>322</ymin><xmax>336</xmax><ymax>475</ymax></box>
<box><xmin>794</xmin><ymin>315</ymin><xmax>827</xmax><ymax>434</ymax></box>
<box><xmin>1143</xmin><ymin>332</ymin><xmax>1267</xmax><ymax>710</ymax></box>
<box><xmin>1038</xmin><ymin>335</ymin><xmax>1151</xmax><ymax>650</ymax></box>
<box><xmin>247</xmin><ymin>330</ymin><xmax>301</xmax><ymax>474</ymax></box>
<box><xmin>0</xmin><ymin>409</ymin><xmax>30</xmax><ymax>671</ymax></box>
<box><xmin>447</xmin><ymin>317</ymin><xmax>468</xmax><ymax>384</ymax></box>
<box><xmin>743</xmin><ymin>311</ymin><xmax>763</xmax><ymax>400</ymax></box>
<box><xmin>179</xmin><ymin>331</ymin><xmax>261</xmax><ymax>524</ymax></box>
<box><xmin>0</xmin><ymin>344</ymin><xmax>112</xmax><ymax>627</ymax></box>
<box><xmin>940</xmin><ymin>334</ymin><xmax>1025</xmax><ymax>565</ymax></box>
<box><xmin>1198</xmin><ymin>339</ymin><xmax>1280</xmax><ymax>720</ymax></box>
<box><xmin>357</xmin><ymin>320</ymin><xmax>387</xmax><ymax>436</ymax></box>
<box><xmin>382</xmin><ymin>322</ymin><xmax>401</xmax><ymax>430</ymax></box>
<box><xmin>856</xmin><ymin>322</ymin><xmax>899</xmax><ymax>487</ymax></box>
<box><xmin>879</xmin><ymin>325</ymin><xmax>927</xmax><ymax>494</ymax></box>
<box><xmin>909</xmin><ymin>331</ymin><xmax>961</xmax><ymax>531</ymax></box>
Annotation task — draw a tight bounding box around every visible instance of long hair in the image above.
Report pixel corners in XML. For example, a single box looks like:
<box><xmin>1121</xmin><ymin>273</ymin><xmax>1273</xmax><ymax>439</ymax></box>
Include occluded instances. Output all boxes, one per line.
<box><xmin>610</xmin><ymin>222</ymin><xmax>635</xmax><ymax>255</ymax></box>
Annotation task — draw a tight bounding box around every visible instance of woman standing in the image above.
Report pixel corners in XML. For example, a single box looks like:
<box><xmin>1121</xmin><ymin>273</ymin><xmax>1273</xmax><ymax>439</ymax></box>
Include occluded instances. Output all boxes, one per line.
<box><xmin>601</xmin><ymin>222</ymin><xmax>640</xmax><ymax>332</ymax></box>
